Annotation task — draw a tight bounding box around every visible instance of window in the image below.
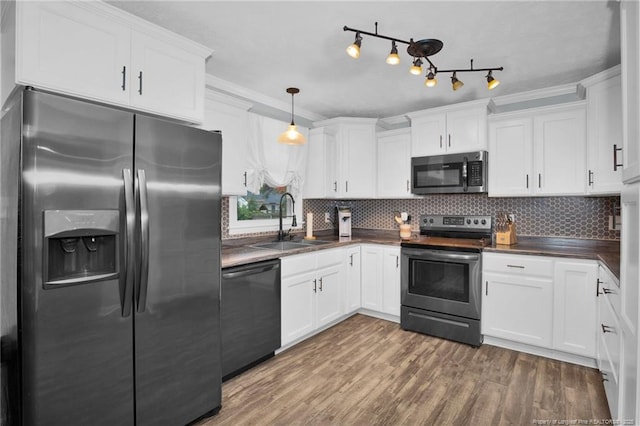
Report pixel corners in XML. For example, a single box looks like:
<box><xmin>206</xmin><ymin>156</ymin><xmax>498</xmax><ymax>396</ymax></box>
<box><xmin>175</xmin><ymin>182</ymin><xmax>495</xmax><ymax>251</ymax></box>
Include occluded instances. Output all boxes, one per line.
<box><xmin>228</xmin><ymin>184</ymin><xmax>301</xmax><ymax>235</ymax></box>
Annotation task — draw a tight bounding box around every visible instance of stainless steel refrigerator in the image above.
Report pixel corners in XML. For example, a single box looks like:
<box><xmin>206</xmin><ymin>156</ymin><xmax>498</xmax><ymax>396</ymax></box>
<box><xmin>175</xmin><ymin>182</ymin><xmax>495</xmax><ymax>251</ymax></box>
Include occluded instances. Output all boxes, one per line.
<box><xmin>3</xmin><ymin>89</ymin><xmax>222</xmax><ymax>425</ymax></box>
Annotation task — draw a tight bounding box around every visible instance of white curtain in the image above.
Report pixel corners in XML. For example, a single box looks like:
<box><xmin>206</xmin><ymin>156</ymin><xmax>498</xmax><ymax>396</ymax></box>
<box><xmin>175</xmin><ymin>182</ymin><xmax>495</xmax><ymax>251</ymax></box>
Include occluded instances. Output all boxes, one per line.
<box><xmin>245</xmin><ymin>112</ymin><xmax>309</xmax><ymax>196</ymax></box>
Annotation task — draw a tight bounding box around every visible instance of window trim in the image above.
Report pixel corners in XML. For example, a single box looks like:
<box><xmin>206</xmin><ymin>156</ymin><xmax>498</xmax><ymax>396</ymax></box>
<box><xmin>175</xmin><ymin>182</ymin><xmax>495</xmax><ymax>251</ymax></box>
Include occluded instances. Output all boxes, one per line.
<box><xmin>228</xmin><ymin>195</ymin><xmax>303</xmax><ymax>236</ymax></box>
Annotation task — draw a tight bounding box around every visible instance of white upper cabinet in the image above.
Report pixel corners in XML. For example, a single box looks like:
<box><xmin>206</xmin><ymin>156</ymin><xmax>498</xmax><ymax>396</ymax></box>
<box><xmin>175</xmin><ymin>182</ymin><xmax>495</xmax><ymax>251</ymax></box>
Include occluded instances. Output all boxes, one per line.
<box><xmin>311</xmin><ymin>118</ymin><xmax>378</xmax><ymax>199</ymax></box>
<box><xmin>582</xmin><ymin>68</ymin><xmax>623</xmax><ymax>194</ymax></box>
<box><xmin>533</xmin><ymin>105</ymin><xmax>587</xmax><ymax>195</ymax></box>
<box><xmin>14</xmin><ymin>1</ymin><xmax>209</xmax><ymax>123</ymax></box>
<box><xmin>408</xmin><ymin>99</ymin><xmax>489</xmax><ymax>156</ymax></box>
<box><xmin>201</xmin><ymin>91</ymin><xmax>252</xmax><ymax>196</ymax></box>
<box><xmin>488</xmin><ymin>102</ymin><xmax>587</xmax><ymax>197</ymax></box>
<box><xmin>303</xmin><ymin>128</ymin><xmax>331</xmax><ymax>199</ymax></box>
<box><xmin>620</xmin><ymin>0</ymin><xmax>640</xmax><ymax>183</ymax></box>
<box><xmin>377</xmin><ymin>128</ymin><xmax>412</xmax><ymax>198</ymax></box>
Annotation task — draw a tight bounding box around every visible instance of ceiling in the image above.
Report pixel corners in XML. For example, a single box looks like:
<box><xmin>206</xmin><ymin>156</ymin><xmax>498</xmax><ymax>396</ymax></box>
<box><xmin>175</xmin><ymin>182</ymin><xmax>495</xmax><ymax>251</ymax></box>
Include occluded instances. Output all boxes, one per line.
<box><xmin>107</xmin><ymin>1</ymin><xmax>620</xmax><ymax>124</ymax></box>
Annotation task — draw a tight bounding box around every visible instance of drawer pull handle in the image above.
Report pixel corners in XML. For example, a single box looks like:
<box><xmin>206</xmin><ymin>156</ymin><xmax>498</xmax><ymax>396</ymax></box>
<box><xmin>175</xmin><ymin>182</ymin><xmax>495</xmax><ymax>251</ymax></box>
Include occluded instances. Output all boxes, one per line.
<box><xmin>506</xmin><ymin>264</ymin><xmax>525</xmax><ymax>269</ymax></box>
<box><xmin>319</xmin><ymin>277</ymin><xmax>323</xmax><ymax>292</ymax></box>
<box><xmin>601</xmin><ymin>372</ymin><xmax>609</xmax><ymax>382</ymax></box>
<box><xmin>602</xmin><ymin>287</ymin><xmax>615</xmax><ymax>295</ymax></box>
<box><xmin>601</xmin><ymin>324</ymin><xmax>614</xmax><ymax>334</ymax></box>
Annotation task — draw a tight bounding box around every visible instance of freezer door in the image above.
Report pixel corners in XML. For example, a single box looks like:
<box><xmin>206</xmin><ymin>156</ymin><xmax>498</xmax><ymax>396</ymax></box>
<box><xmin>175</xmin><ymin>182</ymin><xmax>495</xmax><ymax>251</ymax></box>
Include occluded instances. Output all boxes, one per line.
<box><xmin>20</xmin><ymin>90</ymin><xmax>135</xmax><ymax>425</ymax></box>
<box><xmin>133</xmin><ymin>115</ymin><xmax>222</xmax><ymax>425</ymax></box>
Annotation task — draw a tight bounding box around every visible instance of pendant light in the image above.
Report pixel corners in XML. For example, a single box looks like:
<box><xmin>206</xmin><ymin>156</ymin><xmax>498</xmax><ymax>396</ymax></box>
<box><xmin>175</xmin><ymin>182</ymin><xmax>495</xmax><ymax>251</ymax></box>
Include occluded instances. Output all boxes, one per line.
<box><xmin>278</xmin><ymin>87</ymin><xmax>306</xmax><ymax>145</ymax></box>
<box><xmin>386</xmin><ymin>41</ymin><xmax>400</xmax><ymax>65</ymax></box>
<box><xmin>451</xmin><ymin>72</ymin><xmax>464</xmax><ymax>91</ymax></box>
<box><xmin>486</xmin><ymin>70</ymin><xmax>500</xmax><ymax>90</ymax></box>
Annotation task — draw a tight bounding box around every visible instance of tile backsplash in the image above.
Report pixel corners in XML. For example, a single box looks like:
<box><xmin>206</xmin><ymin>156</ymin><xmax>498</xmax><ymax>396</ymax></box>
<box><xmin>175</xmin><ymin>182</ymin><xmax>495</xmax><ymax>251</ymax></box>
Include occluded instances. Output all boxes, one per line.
<box><xmin>222</xmin><ymin>195</ymin><xmax>620</xmax><ymax>241</ymax></box>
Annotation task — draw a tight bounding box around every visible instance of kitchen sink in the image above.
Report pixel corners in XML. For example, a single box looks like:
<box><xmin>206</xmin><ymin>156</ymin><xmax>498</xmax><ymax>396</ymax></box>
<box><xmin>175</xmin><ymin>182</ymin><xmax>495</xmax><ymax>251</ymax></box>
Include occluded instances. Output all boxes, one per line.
<box><xmin>251</xmin><ymin>240</ymin><xmax>332</xmax><ymax>251</ymax></box>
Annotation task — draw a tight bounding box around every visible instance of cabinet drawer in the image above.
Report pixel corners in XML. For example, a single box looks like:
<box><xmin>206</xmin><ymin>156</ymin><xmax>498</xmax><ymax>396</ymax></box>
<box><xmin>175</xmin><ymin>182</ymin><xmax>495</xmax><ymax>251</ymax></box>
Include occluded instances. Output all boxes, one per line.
<box><xmin>598</xmin><ymin>266</ymin><xmax>620</xmax><ymax>315</ymax></box>
<box><xmin>281</xmin><ymin>252</ymin><xmax>317</xmax><ymax>278</ymax></box>
<box><xmin>599</xmin><ymin>296</ymin><xmax>621</xmax><ymax>382</ymax></box>
<box><xmin>483</xmin><ymin>253</ymin><xmax>553</xmax><ymax>277</ymax></box>
<box><xmin>316</xmin><ymin>248</ymin><xmax>344</xmax><ymax>269</ymax></box>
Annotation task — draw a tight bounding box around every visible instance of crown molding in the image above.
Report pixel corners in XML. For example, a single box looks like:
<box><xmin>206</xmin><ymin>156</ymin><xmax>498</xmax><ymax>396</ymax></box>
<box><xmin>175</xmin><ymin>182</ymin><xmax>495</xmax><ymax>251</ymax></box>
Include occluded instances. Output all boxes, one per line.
<box><xmin>313</xmin><ymin>116</ymin><xmax>379</xmax><ymax>128</ymax></box>
<box><xmin>205</xmin><ymin>74</ymin><xmax>326</xmax><ymax>123</ymax></box>
<box><xmin>490</xmin><ymin>83</ymin><xmax>583</xmax><ymax>107</ymax></box>
<box><xmin>579</xmin><ymin>64</ymin><xmax>621</xmax><ymax>88</ymax></box>
<box><xmin>204</xmin><ymin>88</ymin><xmax>253</xmax><ymax>111</ymax></box>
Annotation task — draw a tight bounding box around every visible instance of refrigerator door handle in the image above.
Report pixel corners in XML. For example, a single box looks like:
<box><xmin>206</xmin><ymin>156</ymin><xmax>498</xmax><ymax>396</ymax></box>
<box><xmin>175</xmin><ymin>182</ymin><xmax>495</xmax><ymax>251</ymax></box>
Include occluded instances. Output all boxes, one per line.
<box><xmin>122</xmin><ymin>169</ymin><xmax>135</xmax><ymax>317</ymax></box>
<box><xmin>136</xmin><ymin>169</ymin><xmax>150</xmax><ymax>313</ymax></box>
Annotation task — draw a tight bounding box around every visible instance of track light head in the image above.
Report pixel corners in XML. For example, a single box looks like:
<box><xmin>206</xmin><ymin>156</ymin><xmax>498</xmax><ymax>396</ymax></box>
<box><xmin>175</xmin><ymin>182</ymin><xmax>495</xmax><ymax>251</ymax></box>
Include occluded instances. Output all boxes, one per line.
<box><xmin>346</xmin><ymin>33</ymin><xmax>362</xmax><ymax>59</ymax></box>
<box><xmin>486</xmin><ymin>70</ymin><xmax>500</xmax><ymax>90</ymax></box>
<box><xmin>451</xmin><ymin>72</ymin><xmax>464</xmax><ymax>91</ymax></box>
<box><xmin>425</xmin><ymin>68</ymin><xmax>437</xmax><ymax>88</ymax></box>
<box><xmin>409</xmin><ymin>58</ymin><xmax>423</xmax><ymax>75</ymax></box>
<box><xmin>386</xmin><ymin>41</ymin><xmax>400</xmax><ymax>65</ymax></box>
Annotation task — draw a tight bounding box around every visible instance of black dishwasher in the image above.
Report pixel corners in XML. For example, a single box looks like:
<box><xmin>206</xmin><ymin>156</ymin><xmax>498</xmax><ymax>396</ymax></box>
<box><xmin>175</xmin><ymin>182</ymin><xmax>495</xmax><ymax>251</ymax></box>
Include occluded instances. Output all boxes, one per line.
<box><xmin>221</xmin><ymin>259</ymin><xmax>281</xmax><ymax>380</ymax></box>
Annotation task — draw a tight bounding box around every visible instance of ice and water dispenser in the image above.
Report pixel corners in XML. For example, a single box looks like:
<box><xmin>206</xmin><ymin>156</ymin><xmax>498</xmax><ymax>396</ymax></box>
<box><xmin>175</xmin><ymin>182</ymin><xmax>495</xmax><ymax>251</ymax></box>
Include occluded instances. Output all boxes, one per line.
<box><xmin>43</xmin><ymin>210</ymin><xmax>120</xmax><ymax>287</ymax></box>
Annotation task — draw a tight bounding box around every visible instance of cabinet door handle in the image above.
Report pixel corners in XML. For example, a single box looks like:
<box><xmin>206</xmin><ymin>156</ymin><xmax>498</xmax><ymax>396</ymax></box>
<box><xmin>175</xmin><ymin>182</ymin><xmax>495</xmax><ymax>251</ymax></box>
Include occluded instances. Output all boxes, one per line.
<box><xmin>349</xmin><ymin>254</ymin><xmax>353</xmax><ymax>266</ymax></box>
<box><xmin>138</xmin><ymin>71</ymin><xmax>143</xmax><ymax>95</ymax></box>
<box><xmin>396</xmin><ymin>256</ymin><xmax>399</xmax><ymax>268</ymax></box>
<box><xmin>538</xmin><ymin>173</ymin><xmax>541</xmax><ymax>188</ymax></box>
<box><xmin>319</xmin><ymin>277</ymin><xmax>323</xmax><ymax>292</ymax></box>
<box><xmin>601</xmin><ymin>324</ymin><xmax>614</xmax><ymax>334</ymax></box>
<box><xmin>485</xmin><ymin>281</ymin><xmax>489</xmax><ymax>296</ymax></box>
<box><xmin>588</xmin><ymin>170</ymin><xmax>594</xmax><ymax>186</ymax></box>
<box><xmin>613</xmin><ymin>144</ymin><xmax>623</xmax><ymax>171</ymax></box>
<box><xmin>333</xmin><ymin>181</ymin><xmax>337</xmax><ymax>192</ymax></box>
<box><xmin>345</xmin><ymin>181</ymin><xmax>348</xmax><ymax>193</ymax></box>
<box><xmin>313</xmin><ymin>279</ymin><xmax>317</xmax><ymax>293</ymax></box>
<box><xmin>596</xmin><ymin>278</ymin><xmax>601</xmax><ymax>296</ymax></box>
<box><xmin>406</xmin><ymin>179</ymin><xmax>410</xmax><ymax>192</ymax></box>
<box><xmin>121</xmin><ymin>66</ymin><xmax>126</xmax><ymax>91</ymax></box>
<box><xmin>439</xmin><ymin>135</ymin><xmax>442</xmax><ymax>149</ymax></box>
<box><xmin>602</xmin><ymin>287</ymin><xmax>615</xmax><ymax>295</ymax></box>
<box><xmin>243</xmin><ymin>171</ymin><xmax>247</xmax><ymax>187</ymax></box>
<box><xmin>526</xmin><ymin>174</ymin><xmax>529</xmax><ymax>189</ymax></box>
<box><xmin>601</xmin><ymin>372</ymin><xmax>609</xmax><ymax>382</ymax></box>
<box><xmin>448</xmin><ymin>134</ymin><xmax>451</xmax><ymax>148</ymax></box>
<box><xmin>506</xmin><ymin>264</ymin><xmax>525</xmax><ymax>269</ymax></box>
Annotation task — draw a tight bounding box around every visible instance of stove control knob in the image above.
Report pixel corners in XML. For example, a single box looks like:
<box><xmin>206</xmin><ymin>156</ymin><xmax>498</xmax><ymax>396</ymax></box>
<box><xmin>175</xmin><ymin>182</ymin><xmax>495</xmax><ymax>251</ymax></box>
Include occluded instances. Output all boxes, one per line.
<box><xmin>481</xmin><ymin>219</ymin><xmax>487</xmax><ymax>225</ymax></box>
<box><xmin>429</xmin><ymin>218</ymin><xmax>434</xmax><ymax>224</ymax></box>
<box><xmin>473</xmin><ymin>219</ymin><xmax>479</xmax><ymax>225</ymax></box>
<box><xmin>422</xmin><ymin>218</ymin><xmax>428</xmax><ymax>224</ymax></box>
<box><xmin>466</xmin><ymin>219</ymin><xmax>471</xmax><ymax>224</ymax></box>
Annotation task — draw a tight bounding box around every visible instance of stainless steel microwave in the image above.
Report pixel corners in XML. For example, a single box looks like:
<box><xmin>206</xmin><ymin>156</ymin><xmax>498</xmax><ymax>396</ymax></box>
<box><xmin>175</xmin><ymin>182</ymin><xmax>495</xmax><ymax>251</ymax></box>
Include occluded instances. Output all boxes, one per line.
<box><xmin>411</xmin><ymin>151</ymin><xmax>488</xmax><ymax>194</ymax></box>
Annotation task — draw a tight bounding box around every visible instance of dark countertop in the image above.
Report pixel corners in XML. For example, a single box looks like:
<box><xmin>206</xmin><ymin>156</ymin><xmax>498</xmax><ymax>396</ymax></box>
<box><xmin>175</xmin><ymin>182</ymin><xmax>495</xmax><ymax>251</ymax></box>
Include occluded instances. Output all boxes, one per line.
<box><xmin>222</xmin><ymin>230</ymin><xmax>620</xmax><ymax>280</ymax></box>
<box><xmin>221</xmin><ymin>229</ymin><xmax>402</xmax><ymax>269</ymax></box>
<box><xmin>484</xmin><ymin>236</ymin><xmax>620</xmax><ymax>280</ymax></box>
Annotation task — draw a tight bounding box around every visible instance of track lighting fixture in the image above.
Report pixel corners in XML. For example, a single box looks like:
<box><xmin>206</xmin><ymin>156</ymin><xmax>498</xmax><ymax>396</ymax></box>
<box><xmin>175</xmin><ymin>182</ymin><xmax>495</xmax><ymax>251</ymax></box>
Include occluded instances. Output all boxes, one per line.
<box><xmin>346</xmin><ymin>32</ymin><xmax>362</xmax><ymax>59</ymax></box>
<box><xmin>409</xmin><ymin>58</ymin><xmax>423</xmax><ymax>76</ymax></box>
<box><xmin>386</xmin><ymin>41</ymin><xmax>400</xmax><ymax>65</ymax></box>
<box><xmin>486</xmin><ymin>70</ymin><xmax>500</xmax><ymax>90</ymax></box>
<box><xmin>451</xmin><ymin>72</ymin><xmax>464</xmax><ymax>91</ymax></box>
<box><xmin>343</xmin><ymin>22</ymin><xmax>504</xmax><ymax>91</ymax></box>
<box><xmin>425</xmin><ymin>67</ymin><xmax>437</xmax><ymax>88</ymax></box>
<box><xmin>277</xmin><ymin>87</ymin><xmax>306</xmax><ymax>145</ymax></box>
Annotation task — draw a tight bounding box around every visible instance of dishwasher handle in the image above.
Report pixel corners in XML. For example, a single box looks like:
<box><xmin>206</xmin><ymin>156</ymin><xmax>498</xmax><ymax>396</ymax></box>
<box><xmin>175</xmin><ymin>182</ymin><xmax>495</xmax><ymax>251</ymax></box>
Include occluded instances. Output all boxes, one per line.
<box><xmin>222</xmin><ymin>261</ymin><xmax>280</xmax><ymax>280</ymax></box>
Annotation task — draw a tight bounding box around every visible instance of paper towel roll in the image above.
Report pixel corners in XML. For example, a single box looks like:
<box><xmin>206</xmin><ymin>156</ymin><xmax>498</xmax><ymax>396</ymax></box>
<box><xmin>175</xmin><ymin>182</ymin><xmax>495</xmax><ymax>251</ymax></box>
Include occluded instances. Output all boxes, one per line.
<box><xmin>306</xmin><ymin>213</ymin><xmax>313</xmax><ymax>238</ymax></box>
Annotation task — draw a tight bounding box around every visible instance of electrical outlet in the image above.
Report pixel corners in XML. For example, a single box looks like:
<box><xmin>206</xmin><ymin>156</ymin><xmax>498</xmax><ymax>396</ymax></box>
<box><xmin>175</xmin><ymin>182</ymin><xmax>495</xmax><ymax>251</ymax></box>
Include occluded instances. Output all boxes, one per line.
<box><xmin>609</xmin><ymin>215</ymin><xmax>622</xmax><ymax>231</ymax></box>
<box><xmin>325</xmin><ymin>212</ymin><xmax>331</xmax><ymax>223</ymax></box>
<box><xmin>508</xmin><ymin>214</ymin><xmax>516</xmax><ymax>223</ymax></box>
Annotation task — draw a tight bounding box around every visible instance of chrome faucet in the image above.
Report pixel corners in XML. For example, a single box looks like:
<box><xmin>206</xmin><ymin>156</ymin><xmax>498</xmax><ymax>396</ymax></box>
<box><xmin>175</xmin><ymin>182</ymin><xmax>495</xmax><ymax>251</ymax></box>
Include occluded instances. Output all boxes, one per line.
<box><xmin>277</xmin><ymin>192</ymin><xmax>297</xmax><ymax>241</ymax></box>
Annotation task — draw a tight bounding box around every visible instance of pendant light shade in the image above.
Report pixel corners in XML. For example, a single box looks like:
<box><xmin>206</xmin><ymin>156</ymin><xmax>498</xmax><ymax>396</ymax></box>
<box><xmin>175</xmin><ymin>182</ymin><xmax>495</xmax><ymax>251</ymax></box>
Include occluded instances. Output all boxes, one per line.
<box><xmin>409</xmin><ymin>58</ymin><xmax>423</xmax><ymax>75</ymax></box>
<box><xmin>278</xmin><ymin>88</ymin><xmax>306</xmax><ymax>145</ymax></box>
<box><xmin>425</xmin><ymin>67</ymin><xmax>437</xmax><ymax>87</ymax></box>
<box><xmin>386</xmin><ymin>41</ymin><xmax>400</xmax><ymax>65</ymax></box>
<box><xmin>486</xmin><ymin>70</ymin><xmax>500</xmax><ymax>90</ymax></box>
<box><xmin>346</xmin><ymin>33</ymin><xmax>362</xmax><ymax>59</ymax></box>
<box><xmin>451</xmin><ymin>72</ymin><xmax>464</xmax><ymax>91</ymax></box>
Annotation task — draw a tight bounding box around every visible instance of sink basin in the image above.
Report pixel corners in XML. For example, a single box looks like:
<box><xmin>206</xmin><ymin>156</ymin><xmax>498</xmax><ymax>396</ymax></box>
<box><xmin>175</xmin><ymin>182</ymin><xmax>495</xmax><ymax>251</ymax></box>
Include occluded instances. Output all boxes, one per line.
<box><xmin>250</xmin><ymin>240</ymin><xmax>332</xmax><ymax>251</ymax></box>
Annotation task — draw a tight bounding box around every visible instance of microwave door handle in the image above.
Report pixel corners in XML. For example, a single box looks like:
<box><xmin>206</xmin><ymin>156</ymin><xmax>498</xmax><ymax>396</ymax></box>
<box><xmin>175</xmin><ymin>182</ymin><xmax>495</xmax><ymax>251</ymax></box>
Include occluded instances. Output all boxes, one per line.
<box><xmin>462</xmin><ymin>157</ymin><xmax>468</xmax><ymax>192</ymax></box>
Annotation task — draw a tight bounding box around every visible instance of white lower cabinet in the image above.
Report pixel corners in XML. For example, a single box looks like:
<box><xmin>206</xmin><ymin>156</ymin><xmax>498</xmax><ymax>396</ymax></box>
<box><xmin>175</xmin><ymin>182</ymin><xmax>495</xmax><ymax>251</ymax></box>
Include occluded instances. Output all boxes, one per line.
<box><xmin>280</xmin><ymin>249</ymin><xmax>344</xmax><ymax>346</ymax></box>
<box><xmin>360</xmin><ymin>245</ymin><xmax>400</xmax><ymax>317</ymax></box>
<box><xmin>344</xmin><ymin>246</ymin><xmax>361</xmax><ymax>314</ymax></box>
<box><xmin>482</xmin><ymin>253</ymin><xmax>599</xmax><ymax>360</ymax></box>
<box><xmin>553</xmin><ymin>260</ymin><xmax>598</xmax><ymax>357</ymax></box>
<box><xmin>597</xmin><ymin>268</ymin><xmax>622</xmax><ymax>418</ymax></box>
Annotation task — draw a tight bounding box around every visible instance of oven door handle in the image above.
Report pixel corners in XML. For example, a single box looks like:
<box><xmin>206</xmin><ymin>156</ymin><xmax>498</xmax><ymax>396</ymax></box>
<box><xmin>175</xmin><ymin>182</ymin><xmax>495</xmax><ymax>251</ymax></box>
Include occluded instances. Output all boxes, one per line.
<box><xmin>403</xmin><ymin>249</ymin><xmax>480</xmax><ymax>262</ymax></box>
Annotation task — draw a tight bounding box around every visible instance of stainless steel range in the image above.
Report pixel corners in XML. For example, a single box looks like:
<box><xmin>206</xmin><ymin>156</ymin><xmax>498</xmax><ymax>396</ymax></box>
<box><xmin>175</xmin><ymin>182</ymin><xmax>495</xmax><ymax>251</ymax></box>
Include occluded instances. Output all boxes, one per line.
<box><xmin>400</xmin><ymin>215</ymin><xmax>492</xmax><ymax>346</ymax></box>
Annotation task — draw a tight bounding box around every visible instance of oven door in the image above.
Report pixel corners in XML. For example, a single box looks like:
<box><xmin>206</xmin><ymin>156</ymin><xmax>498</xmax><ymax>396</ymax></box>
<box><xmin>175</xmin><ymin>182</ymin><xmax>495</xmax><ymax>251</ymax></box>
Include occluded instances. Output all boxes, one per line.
<box><xmin>401</xmin><ymin>247</ymin><xmax>482</xmax><ymax>320</ymax></box>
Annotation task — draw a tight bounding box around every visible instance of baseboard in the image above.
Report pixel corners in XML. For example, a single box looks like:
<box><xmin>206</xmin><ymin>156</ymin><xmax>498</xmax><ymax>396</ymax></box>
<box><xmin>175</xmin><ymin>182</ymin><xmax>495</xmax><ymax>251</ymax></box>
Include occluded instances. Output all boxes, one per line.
<box><xmin>483</xmin><ymin>335</ymin><xmax>597</xmax><ymax>368</ymax></box>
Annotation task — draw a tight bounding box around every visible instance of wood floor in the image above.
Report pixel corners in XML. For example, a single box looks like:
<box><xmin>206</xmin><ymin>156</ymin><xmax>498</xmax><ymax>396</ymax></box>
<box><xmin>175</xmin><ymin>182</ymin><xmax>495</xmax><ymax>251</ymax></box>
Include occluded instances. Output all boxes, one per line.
<box><xmin>198</xmin><ymin>314</ymin><xmax>611</xmax><ymax>425</ymax></box>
